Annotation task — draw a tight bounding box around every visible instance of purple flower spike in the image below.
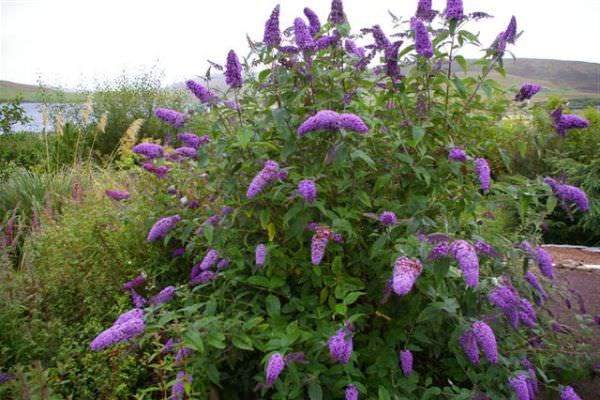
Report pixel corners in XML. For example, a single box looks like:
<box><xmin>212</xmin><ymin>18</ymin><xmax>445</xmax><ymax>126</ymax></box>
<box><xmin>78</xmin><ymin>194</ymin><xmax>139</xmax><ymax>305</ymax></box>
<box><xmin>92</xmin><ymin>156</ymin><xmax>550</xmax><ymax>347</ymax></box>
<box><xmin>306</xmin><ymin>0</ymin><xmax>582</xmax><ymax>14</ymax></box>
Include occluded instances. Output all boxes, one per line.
<box><xmin>428</xmin><ymin>242</ymin><xmax>450</xmax><ymax>261</ymax></box>
<box><xmin>504</xmin><ymin>16</ymin><xmax>517</xmax><ymax>44</ymax></box>
<box><xmin>247</xmin><ymin>160</ymin><xmax>280</xmax><ymax>199</ymax></box>
<box><xmin>450</xmin><ymin>240</ymin><xmax>479</xmax><ymax>288</ymax></box>
<box><xmin>147</xmin><ymin>215</ymin><xmax>181</xmax><ymax>242</ymax></box>
<box><xmin>90</xmin><ymin>309</ymin><xmax>145</xmax><ymax>350</ymax></box>
<box><xmin>149</xmin><ymin>286</ymin><xmax>176</xmax><ymax>305</ymax></box>
<box><xmin>304</xmin><ymin>8</ymin><xmax>321</xmax><ymax>37</ymax></box>
<box><xmin>345</xmin><ymin>384</ymin><xmax>359</xmax><ymax>400</ymax></box>
<box><xmin>345</xmin><ymin>39</ymin><xmax>365</xmax><ymax>58</ymax></box>
<box><xmin>131</xmin><ymin>290</ymin><xmax>147</xmax><ymax>308</ymax></box>
<box><xmin>265</xmin><ymin>352</ymin><xmax>285</xmax><ymax>387</ymax></box>
<box><xmin>225</xmin><ymin>50</ymin><xmax>243</xmax><ymax>89</ymax></box>
<box><xmin>175</xmin><ymin>147</ymin><xmax>197</xmax><ymax>159</ymax></box>
<box><xmin>474</xmin><ymin>240</ymin><xmax>498</xmax><ymax>258</ymax></box>
<box><xmin>298</xmin><ymin>110</ymin><xmax>368</xmax><ymax>135</ymax></box>
<box><xmin>105</xmin><ymin>189</ymin><xmax>130</xmax><ymax>201</ymax></box>
<box><xmin>416</xmin><ymin>0</ymin><xmax>435</xmax><ymax>22</ymax></box>
<box><xmin>177</xmin><ymin>132</ymin><xmax>209</xmax><ymax>149</ymax></box>
<box><xmin>298</xmin><ymin>180</ymin><xmax>317</xmax><ymax>203</ymax></box>
<box><xmin>371</xmin><ymin>25</ymin><xmax>391</xmax><ymax>49</ymax></box>
<box><xmin>328</xmin><ymin>0</ymin><xmax>346</xmax><ymax>24</ymax></box>
<box><xmin>524</xmin><ymin>271</ymin><xmax>547</xmax><ymax>299</ymax></box>
<box><xmin>413</xmin><ymin>19</ymin><xmax>433</xmax><ymax>58</ymax></box>
<box><xmin>311</xmin><ymin>233</ymin><xmax>329</xmax><ymax>265</ymax></box>
<box><xmin>509</xmin><ymin>374</ymin><xmax>531</xmax><ymax>400</ymax></box>
<box><xmin>544</xmin><ymin>177</ymin><xmax>589</xmax><ymax>213</ymax></box>
<box><xmin>515</xmin><ymin>83</ymin><xmax>542</xmax><ymax>101</ymax></box>
<box><xmin>191</xmin><ymin>248</ymin><xmax>220</xmax><ymax>279</ymax></box>
<box><xmin>263</xmin><ymin>5</ymin><xmax>281</xmax><ymax>47</ymax></box>
<box><xmin>384</xmin><ymin>42</ymin><xmax>402</xmax><ymax>81</ymax></box>
<box><xmin>294</xmin><ymin>18</ymin><xmax>315</xmax><ymax>51</ymax></box>
<box><xmin>315</xmin><ymin>31</ymin><xmax>341</xmax><ymax>51</ymax></box>
<box><xmin>379</xmin><ymin>211</ymin><xmax>398</xmax><ymax>226</ymax></box>
<box><xmin>189</xmin><ymin>270</ymin><xmax>216</xmax><ymax>286</ymax></box>
<box><xmin>448</xmin><ymin>147</ymin><xmax>467</xmax><ymax>162</ymax></box>
<box><xmin>328</xmin><ymin>327</ymin><xmax>353</xmax><ymax>364</ymax></box>
<box><xmin>171</xmin><ymin>371</ymin><xmax>193</xmax><ymax>399</ymax></box>
<box><xmin>392</xmin><ymin>257</ymin><xmax>423</xmax><ymax>296</ymax></box>
<box><xmin>520</xmin><ymin>241</ymin><xmax>534</xmax><ymax>256</ymax></box>
<box><xmin>560</xmin><ymin>386</ymin><xmax>582</xmax><ymax>400</ymax></box>
<box><xmin>459</xmin><ymin>329</ymin><xmax>480</xmax><ymax>366</ymax></box>
<box><xmin>471</xmin><ymin>321</ymin><xmax>498</xmax><ymax>364</ymax></box>
<box><xmin>551</xmin><ymin>108</ymin><xmax>590</xmax><ymax>137</ymax></box>
<box><xmin>474</xmin><ymin>158</ymin><xmax>491</xmax><ymax>193</ymax></box>
<box><xmin>186</xmin><ymin>80</ymin><xmax>216</xmax><ymax>103</ymax></box>
<box><xmin>132</xmin><ymin>143</ymin><xmax>164</xmax><ymax>159</ymax></box>
<box><xmin>444</xmin><ymin>0</ymin><xmax>464</xmax><ymax>20</ymax></box>
<box><xmin>535</xmin><ymin>247</ymin><xmax>554</xmax><ymax>279</ymax></box>
<box><xmin>0</xmin><ymin>373</ymin><xmax>15</xmax><ymax>384</ymax></box>
<box><xmin>123</xmin><ymin>274</ymin><xmax>145</xmax><ymax>291</ymax></box>
<box><xmin>339</xmin><ymin>113</ymin><xmax>369</xmax><ymax>132</ymax></box>
<box><xmin>256</xmin><ymin>243</ymin><xmax>267</xmax><ymax>266</ymax></box>
<box><xmin>154</xmin><ymin>108</ymin><xmax>187</xmax><ymax>128</ymax></box>
<box><xmin>400</xmin><ymin>350</ymin><xmax>414</xmax><ymax>376</ymax></box>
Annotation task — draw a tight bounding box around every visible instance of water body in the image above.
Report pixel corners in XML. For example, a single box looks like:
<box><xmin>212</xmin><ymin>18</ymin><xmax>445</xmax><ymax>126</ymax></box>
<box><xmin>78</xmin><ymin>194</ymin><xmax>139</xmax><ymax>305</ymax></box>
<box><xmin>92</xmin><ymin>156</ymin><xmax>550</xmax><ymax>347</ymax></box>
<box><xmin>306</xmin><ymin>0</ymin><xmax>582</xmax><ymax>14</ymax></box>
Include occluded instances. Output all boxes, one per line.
<box><xmin>9</xmin><ymin>102</ymin><xmax>46</xmax><ymax>132</ymax></box>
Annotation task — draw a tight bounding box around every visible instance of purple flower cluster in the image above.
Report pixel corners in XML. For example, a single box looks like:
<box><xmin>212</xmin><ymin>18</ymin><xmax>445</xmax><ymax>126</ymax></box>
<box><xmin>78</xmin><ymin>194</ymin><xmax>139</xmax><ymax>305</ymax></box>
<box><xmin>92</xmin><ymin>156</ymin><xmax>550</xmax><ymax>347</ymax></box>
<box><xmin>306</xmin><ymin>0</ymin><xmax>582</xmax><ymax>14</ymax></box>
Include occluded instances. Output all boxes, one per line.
<box><xmin>131</xmin><ymin>290</ymin><xmax>146</xmax><ymax>308</ymax></box>
<box><xmin>515</xmin><ymin>83</ymin><xmax>542</xmax><ymax>101</ymax></box>
<box><xmin>315</xmin><ymin>31</ymin><xmax>341</xmax><ymax>51</ymax></box>
<box><xmin>189</xmin><ymin>270</ymin><xmax>216</xmax><ymax>286</ymax></box>
<box><xmin>428</xmin><ymin>241</ymin><xmax>451</xmax><ymax>261</ymax></box>
<box><xmin>142</xmin><ymin>162</ymin><xmax>170</xmax><ymax>178</ymax></box>
<box><xmin>0</xmin><ymin>373</ymin><xmax>15</xmax><ymax>384</ymax></box>
<box><xmin>90</xmin><ymin>308</ymin><xmax>145</xmax><ymax>350</ymax></box>
<box><xmin>509</xmin><ymin>374</ymin><xmax>531</xmax><ymax>400</ymax></box>
<box><xmin>175</xmin><ymin>147</ymin><xmax>197</xmax><ymax>159</ymax></box>
<box><xmin>371</xmin><ymin>25</ymin><xmax>391</xmax><ymax>50</ymax></box>
<box><xmin>132</xmin><ymin>143</ymin><xmax>164</xmax><ymax>159</ymax></box>
<box><xmin>459</xmin><ymin>329</ymin><xmax>480</xmax><ymax>365</ymax></box>
<box><xmin>105</xmin><ymin>189</ymin><xmax>130</xmax><ymax>201</ymax></box>
<box><xmin>147</xmin><ymin>215</ymin><xmax>181</xmax><ymax>242</ymax></box>
<box><xmin>294</xmin><ymin>17</ymin><xmax>315</xmax><ymax>51</ymax></box>
<box><xmin>520</xmin><ymin>241</ymin><xmax>534</xmax><ymax>256</ymax></box>
<box><xmin>503</xmin><ymin>16</ymin><xmax>518</xmax><ymax>44</ymax></box>
<box><xmin>384</xmin><ymin>42</ymin><xmax>402</xmax><ymax>81</ymax></box>
<box><xmin>474</xmin><ymin>158</ymin><xmax>491</xmax><ymax>193</ymax></box>
<box><xmin>190</xmin><ymin>248</ymin><xmax>220</xmax><ymax>278</ymax></box>
<box><xmin>171</xmin><ymin>371</ymin><xmax>192</xmax><ymax>399</ymax></box>
<box><xmin>304</xmin><ymin>8</ymin><xmax>321</xmax><ymax>37</ymax></box>
<box><xmin>345</xmin><ymin>39</ymin><xmax>365</xmax><ymax>58</ymax></box>
<box><xmin>474</xmin><ymin>240</ymin><xmax>499</xmax><ymax>258</ymax></box>
<box><xmin>155</xmin><ymin>108</ymin><xmax>187</xmax><ymax>128</ymax></box>
<box><xmin>297</xmin><ymin>110</ymin><xmax>368</xmax><ymax>136</ymax></box>
<box><xmin>308</xmin><ymin>225</ymin><xmax>343</xmax><ymax>265</ymax></box>
<box><xmin>444</xmin><ymin>0</ymin><xmax>464</xmax><ymax>20</ymax></box>
<box><xmin>450</xmin><ymin>240</ymin><xmax>479</xmax><ymax>288</ymax></box>
<box><xmin>263</xmin><ymin>5</ymin><xmax>281</xmax><ymax>47</ymax></box>
<box><xmin>535</xmin><ymin>247</ymin><xmax>555</xmax><ymax>279</ymax></box>
<box><xmin>551</xmin><ymin>108</ymin><xmax>590</xmax><ymax>137</ymax></box>
<box><xmin>345</xmin><ymin>384</ymin><xmax>359</xmax><ymax>400</ymax></box>
<box><xmin>489</xmin><ymin>283</ymin><xmax>537</xmax><ymax>328</ymax></box>
<box><xmin>225</xmin><ymin>50</ymin><xmax>243</xmax><ymax>88</ymax></box>
<box><xmin>265</xmin><ymin>352</ymin><xmax>285</xmax><ymax>387</ymax></box>
<box><xmin>400</xmin><ymin>350</ymin><xmax>414</xmax><ymax>376</ymax></box>
<box><xmin>416</xmin><ymin>0</ymin><xmax>435</xmax><ymax>22</ymax></box>
<box><xmin>123</xmin><ymin>274</ymin><xmax>145</xmax><ymax>291</ymax></box>
<box><xmin>247</xmin><ymin>160</ymin><xmax>281</xmax><ymax>199</ymax></box>
<box><xmin>471</xmin><ymin>321</ymin><xmax>498</xmax><ymax>364</ymax></box>
<box><xmin>543</xmin><ymin>177</ymin><xmax>589</xmax><ymax>214</ymax></box>
<box><xmin>298</xmin><ymin>179</ymin><xmax>317</xmax><ymax>203</ymax></box>
<box><xmin>328</xmin><ymin>327</ymin><xmax>353</xmax><ymax>364</ymax></box>
<box><xmin>448</xmin><ymin>147</ymin><xmax>467</xmax><ymax>162</ymax></box>
<box><xmin>379</xmin><ymin>211</ymin><xmax>398</xmax><ymax>226</ymax></box>
<box><xmin>256</xmin><ymin>243</ymin><xmax>267</xmax><ymax>266</ymax></box>
<box><xmin>524</xmin><ymin>271</ymin><xmax>547</xmax><ymax>300</ymax></box>
<box><xmin>561</xmin><ymin>386</ymin><xmax>583</xmax><ymax>400</ymax></box>
<box><xmin>328</xmin><ymin>0</ymin><xmax>346</xmax><ymax>24</ymax></box>
<box><xmin>222</xmin><ymin>100</ymin><xmax>240</xmax><ymax>109</ymax></box>
<box><xmin>186</xmin><ymin>80</ymin><xmax>216</xmax><ymax>103</ymax></box>
<box><xmin>149</xmin><ymin>286</ymin><xmax>176</xmax><ymax>305</ymax></box>
<box><xmin>392</xmin><ymin>256</ymin><xmax>423</xmax><ymax>296</ymax></box>
<box><xmin>413</xmin><ymin>18</ymin><xmax>433</xmax><ymax>58</ymax></box>
<box><xmin>177</xmin><ymin>132</ymin><xmax>209</xmax><ymax>149</ymax></box>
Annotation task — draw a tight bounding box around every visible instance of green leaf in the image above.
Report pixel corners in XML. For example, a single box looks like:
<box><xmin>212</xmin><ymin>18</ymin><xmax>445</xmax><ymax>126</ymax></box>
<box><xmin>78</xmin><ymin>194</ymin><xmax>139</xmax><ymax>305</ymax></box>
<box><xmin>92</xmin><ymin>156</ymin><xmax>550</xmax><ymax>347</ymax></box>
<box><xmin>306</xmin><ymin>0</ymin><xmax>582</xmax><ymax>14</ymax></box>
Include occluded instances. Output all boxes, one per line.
<box><xmin>455</xmin><ymin>55</ymin><xmax>468</xmax><ymax>75</ymax></box>
<box><xmin>351</xmin><ymin>150</ymin><xmax>376</xmax><ymax>169</ymax></box>
<box><xmin>412</xmin><ymin>126</ymin><xmax>426</xmax><ymax>144</ymax></box>
<box><xmin>232</xmin><ymin>333</ymin><xmax>254</xmax><ymax>351</ymax></box>
<box><xmin>207</xmin><ymin>364</ymin><xmax>220</xmax><ymax>385</ymax></box>
<box><xmin>203</xmin><ymin>225</ymin><xmax>214</xmax><ymax>243</ymax></box>
<box><xmin>182</xmin><ymin>330</ymin><xmax>205</xmax><ymax>353</ymax></box>
<box><xmin>356</xmin><ymin>191</ymin><xmax>371</xmax><ymax>207</ymax></box>
<box><xmin>207</xmin><ymin>331</ymin><xmax>226</xmax><ymax>349</ymax></box>
<box><xmin>378</xmin><ymin>386</ymin><xmax>391</xmax><ymax>400</ymax></box>
<box><xmin>343</xmin><ymin>291</ymin><xmax>364</xmax><ymax>305</ymax></box>
<box><xmin>266</xmin><ymin>294</ymin><xmax>281</xmax><ymax>316</ymax></box>
<box><xmin>308</xmin><ymin>383</ymin><xmax>323</xmax><ymax>400</ymax></box>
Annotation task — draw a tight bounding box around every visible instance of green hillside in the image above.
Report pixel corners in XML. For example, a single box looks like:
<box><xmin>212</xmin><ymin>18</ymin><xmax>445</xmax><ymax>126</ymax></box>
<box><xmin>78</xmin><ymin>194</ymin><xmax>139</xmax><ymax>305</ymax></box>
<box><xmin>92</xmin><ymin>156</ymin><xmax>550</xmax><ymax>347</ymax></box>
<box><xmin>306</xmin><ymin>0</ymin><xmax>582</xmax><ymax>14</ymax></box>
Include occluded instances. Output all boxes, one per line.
<box><xmin>0</xmin><ymin>80</ymin><xmax>84</xmax><ymax>103</ymax></box>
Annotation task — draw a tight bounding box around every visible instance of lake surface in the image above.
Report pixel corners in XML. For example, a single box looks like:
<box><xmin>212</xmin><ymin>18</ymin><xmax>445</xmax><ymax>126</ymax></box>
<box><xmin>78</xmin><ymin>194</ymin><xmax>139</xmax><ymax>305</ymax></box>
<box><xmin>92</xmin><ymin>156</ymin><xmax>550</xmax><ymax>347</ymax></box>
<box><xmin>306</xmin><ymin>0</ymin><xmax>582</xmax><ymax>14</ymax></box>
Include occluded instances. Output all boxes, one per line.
<box><xmin>11</xmin><ymin>102</ymin><xmax>46</xmax><ymax>132</ymax></box>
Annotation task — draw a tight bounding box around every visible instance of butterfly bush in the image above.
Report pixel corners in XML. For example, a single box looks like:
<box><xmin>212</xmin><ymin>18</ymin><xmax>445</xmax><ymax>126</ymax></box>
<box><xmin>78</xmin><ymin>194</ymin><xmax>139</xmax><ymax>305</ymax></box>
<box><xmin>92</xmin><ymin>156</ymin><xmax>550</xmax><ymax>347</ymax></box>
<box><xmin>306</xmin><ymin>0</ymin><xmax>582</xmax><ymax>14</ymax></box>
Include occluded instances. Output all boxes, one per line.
<box><xmin>105</xmin><ymin>189</ymin><xmax>130</xmax><ymax>201</ymax></box>
<box><xmin>132</xmin><ymin>143</ymin><xmax>164</xmax><ymax>159</ymax></box>
<box><xmin>89</xmin><ymin>1</ymin><xmax>594</xmax><ymax>397</ymax></box>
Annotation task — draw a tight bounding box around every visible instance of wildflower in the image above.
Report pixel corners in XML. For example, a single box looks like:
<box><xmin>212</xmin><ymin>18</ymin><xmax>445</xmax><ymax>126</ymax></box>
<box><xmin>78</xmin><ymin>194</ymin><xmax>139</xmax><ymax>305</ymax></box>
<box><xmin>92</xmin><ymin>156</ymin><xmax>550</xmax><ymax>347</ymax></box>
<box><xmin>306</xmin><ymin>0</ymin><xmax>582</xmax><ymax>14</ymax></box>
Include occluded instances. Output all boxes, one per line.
<box><xmin>225</xmin><ymin>50</ymin><xmax>243</xmax><ymax>88</ymax></box>
<box><xmin>149</xmin><ymin>286</ymin><xmax>176</xmax><ymax>305</ymax></box>
<box><xmin>392</xmin><ymin>257</ymin><xmax>423</xmax><ymax>295</ymax></box>
<box><xmin>535</xmin><ymin>247</ymin><xmax>554</xmax><ymax>279</ymax></box>
<box><xmin>474</xmin><ymin>158</ymin><xmax>491</xmax><ymax>193</ymax></box>
<box><xmin>543</xmin><ymin>177</ymin><xmax>589</xmax><ymax>213</ymax></box>
<box><xmin>217</xmin><ymin>258</ymin><xmax>231</xmax><ymax>270</ymax></box>
<box><xmin>503</xmin><ymin>16</ymin><xmax>517</xmax><ymax>44</ymax></box>
<box><xmin>448</xmin><ymin>147</ymin><xmax>467</xmax><ymax>162</ymax></box>
<box><xmin>474</xmin><ymin>240</ymin><xmax>498</xmax><ymax>257</ymax></box>
<box><xmin>444</xmin><ymin>0</ymin><xmax>464</xmax><ymax>20</ymax></box>
<box><xmin>524</xmin><ymin>271</ymin><xmax>547</xmax><ymax>299</ymax></box>
<box><xmin>450</xmin><ymin>240</ymin><xmax>479</xmax><ymax>288</ymax></box>
<box><xmin>186</xmin><ymin>80</ymin><xmax>216</xmax><ymax>103</ymax></box>
<box><xmin>416</xmin><ymin>0</ymin><xmax>435</xmax><ymax>22</ymax></box>
<box><xmin>560</xmin><ymin>386</ymin><xmax>582</xmax><ymax>400</ymax></box>
<box><xmin>175</xmin><ymin>346</ymin><xmax>194</xmax><ymax>364</ymax></box>
<box><xmin>263</xmin><ymin>5</ymin><xmax>281</xmax><ymax>47</ymax></box>
<box><xmin>345</xmin><ymin>384</ymin><xmax>359</xmax><ymax>400</ymax></box>
<box><xmin>428</xmin><ymin>242</ymin><xmax>450</xmax><ymax>261</ymax></box>
<box><xmin>222</xmin><ymin>100</ymin><xmax>240</xmax><ymax>109</ymax></box>
<box><xmin>105</xmin><ymin>189</ymin><xmax>130</xmax><ymax>201</ymax></box>
<box><xmin>515</xmin><ymin>83</ymin><xmax>542</xmax><ymax>101</ymax></box>
<box><xmin>265</xmin><ymin>352</ymin><xmax>285</xmax><ymax>387</ymax></box>
<box><xmin>131</xmin><ymin>290</ymin><xmax>147</xmax><ymax>308</ymax></box>
<box><xmin>256</xmin><ymin>244</ymin><xmax>267</xmax><ymax>266</ymax></box>
<box><xmin>472</xmin><ymin>321</ymin><xmax>498</xmax><ymax>364</ymax></box>
<box><xmin>90</xmin><ymin>309</ymin><xmax>145</xmax><ymax>350</ymax></box>
<box><xmin>279</xmin><ymin>45</ymin><xmax>300</xmax><ymax>54</ymax></box>
<box><xmin>371</xmin><ymin>25</ymin><xmax>391</xmax><ymax>49</ymax></box>
<box><xmin>171</xmin><ymin>371</ymin><xmax>193</xmax><ymax>399</ymax></box>
<box><xmin>384</xmin><ymin>42</ymin><xmax>402</xmax><ymax>81</ymax></box>
<box><xmin>328</xmin><ymin>0</ymin><xmax>346</xmax><ymax>24</ymax></box>
<box><xmin>246</xmin><ymin>160</ymin><xmax>281</xmax><ymax>199</ymax></box>
<box><xmin>400</xmin><ymin>350</ymin><xmax>414</xmax><ymax>376</ymax></box>
<box><xmin>551</xmin><ymin>108</ymin><xmax>590</xmax><ymax>137</ymax></box>
<box><xmin>189</xmin><ymin>270</ymin><xmax>216</xmax><ymax>286</ymax></box>
<box><xmin>132</xmin><ymin>143</ymin><xmax>164</xmax><ymax>159</ymax></box>
<box><xmin>315</xmin><ymin>31</ymin><xmax>341</xmax><ymax>51</ymax></box>
<box><xmin>509</xmin><ymin>374</ymin><xmax>531</xmax><ymax>400</ymax></box>
<box><xmin>339</xmin><ymin>113</ymin><xmax>369</xmax><ymax>132</ymax></box>
<box><xmin>298</xmin><ymin>179</ymin><xmax>317</xmax><ymax>203</ymax></box>
<box><xmin>155</xmin><ymin>108</ymin><xmax>187</xmax><ymax>128</ymax></box>
<box><xmin>175</xmin><ymin>147</ymin><xmax>197</xmax><ymax>159</ymax></box>
<box><xmin>142</xmin><ymin>162</ymin><xmax>171</xmax><ymax>178</ymax></box>
<box><xmin>147</xmin><ymin>215</ymin><xmax>181</xmax><ymax>242</ymax></box>
<box><xmin>177</xmin><ymin>132</ymin><xmax>209</xmax><ymax>149</ymax></box>
<box><xmin>459</xmin><ymin>329</ymin><xmax>480</xmax><ymax>365</ymax></box>
<box><xmin>294</xmin><ymin>17</ymin><xmax>315</xmax><ymax>51</ymax></box>
<box><xmin>298</xmin><ymin>110</ymin><xmax>368</xmax><ymax>135</ymax></box>
<box><xmin>345</xmin><ymin>39</ymin><xmax>365</xmax><ymax>58</ymax></box>
<box><xmin>328</xmin><ymin>328</ymin><xmax>353</xmax><ymax>364</ymax></box>
<box><xmin>190</xmin><ymin>248</ymin><xmax>220</xmax><ymax>279</ymax></box>
<box><xmin>379</xmin><ymin>211</ymin><xmax>398</xmax><ymax>226</ymax></box>
<box><xmin>413</xmin><ymin>19</ymin><xmax>433</xmax><ymax>58</ymax></box>
<box><xmin>304</xmin><ymin>8</ymin><xmax>321</xmax><ymax>37</ymax></box>
<box><xmin>311</xmin><ymin>232</ymin><xmax>329</xmax><ymax>265</ymax></box>
<box><xmin>518</xmin><ymin>298</ymin><xmax>537</xmax><ymax>327</ymax></box>
<box><xmin>123</xmin><ymin>274</ymin><xmax>145</xmax><ymax>291</ymax></box>
<box><xmin>520</xmin><ymin>241</ymin><xmax>534</xmax><ymax>256</ymax></box>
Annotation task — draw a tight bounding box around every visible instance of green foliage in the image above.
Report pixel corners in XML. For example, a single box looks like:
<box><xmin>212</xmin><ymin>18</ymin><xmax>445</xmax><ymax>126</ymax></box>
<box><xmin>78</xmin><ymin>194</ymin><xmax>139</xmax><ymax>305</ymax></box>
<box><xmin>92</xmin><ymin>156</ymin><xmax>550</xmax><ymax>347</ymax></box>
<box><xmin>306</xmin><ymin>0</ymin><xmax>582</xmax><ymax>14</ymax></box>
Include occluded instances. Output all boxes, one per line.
<box><xmin>0</xmin><ymin>96</ymin><xmax>31</xmax><ymax>134</ymax></box>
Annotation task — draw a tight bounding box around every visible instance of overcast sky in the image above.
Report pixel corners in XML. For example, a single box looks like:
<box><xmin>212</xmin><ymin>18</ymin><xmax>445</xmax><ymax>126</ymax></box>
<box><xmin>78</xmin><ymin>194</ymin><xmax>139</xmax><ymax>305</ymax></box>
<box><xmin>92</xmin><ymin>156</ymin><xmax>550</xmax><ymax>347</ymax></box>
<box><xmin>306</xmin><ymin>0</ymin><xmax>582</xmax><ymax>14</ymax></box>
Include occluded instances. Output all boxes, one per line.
<box><xmin>1</xmin><ymin>0</ymin><xmax>599</xmax><ymax>88</ymax></box>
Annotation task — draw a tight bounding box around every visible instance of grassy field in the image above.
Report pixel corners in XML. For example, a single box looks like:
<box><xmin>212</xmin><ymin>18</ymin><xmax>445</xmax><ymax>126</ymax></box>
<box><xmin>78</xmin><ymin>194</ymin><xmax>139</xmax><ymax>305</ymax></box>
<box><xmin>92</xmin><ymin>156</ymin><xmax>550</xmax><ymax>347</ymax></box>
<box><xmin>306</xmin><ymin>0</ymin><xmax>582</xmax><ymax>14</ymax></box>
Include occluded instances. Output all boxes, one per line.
<box><xmin>0</xmin><ymin>80</ymin><xmax>84</xmax><ymax>103</ymax></box>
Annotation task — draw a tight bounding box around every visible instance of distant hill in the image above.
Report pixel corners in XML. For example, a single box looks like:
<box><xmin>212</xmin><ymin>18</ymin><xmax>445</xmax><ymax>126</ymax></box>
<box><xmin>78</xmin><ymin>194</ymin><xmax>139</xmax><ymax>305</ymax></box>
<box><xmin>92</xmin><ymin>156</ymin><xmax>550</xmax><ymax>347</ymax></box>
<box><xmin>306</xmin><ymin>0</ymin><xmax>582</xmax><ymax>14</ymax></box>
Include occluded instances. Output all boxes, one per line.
<box><xmin>0</xmin><ymin>80</ymin><xmax>83</xmax><ymax>102</ymax></box>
